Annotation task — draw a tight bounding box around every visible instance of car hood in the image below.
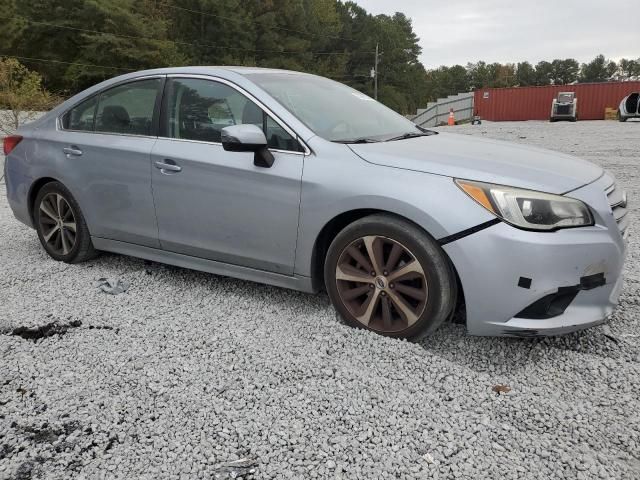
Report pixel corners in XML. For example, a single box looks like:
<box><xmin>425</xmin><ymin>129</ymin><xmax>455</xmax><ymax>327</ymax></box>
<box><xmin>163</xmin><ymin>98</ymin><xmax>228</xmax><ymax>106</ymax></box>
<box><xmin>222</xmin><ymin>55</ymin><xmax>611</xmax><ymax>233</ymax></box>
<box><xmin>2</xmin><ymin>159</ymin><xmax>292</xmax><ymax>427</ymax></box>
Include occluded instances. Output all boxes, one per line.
<box><xmin>349</xmin><ymin>132</ymin><xmax>603</xmax><ymax>194</ymax></box>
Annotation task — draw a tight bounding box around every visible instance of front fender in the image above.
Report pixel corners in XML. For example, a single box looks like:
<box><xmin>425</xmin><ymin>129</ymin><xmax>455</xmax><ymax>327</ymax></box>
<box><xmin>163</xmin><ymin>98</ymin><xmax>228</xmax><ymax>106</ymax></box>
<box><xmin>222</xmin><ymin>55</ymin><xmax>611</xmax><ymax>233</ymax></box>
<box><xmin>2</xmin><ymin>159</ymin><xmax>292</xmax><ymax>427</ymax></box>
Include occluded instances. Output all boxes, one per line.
<box><xmin>294</xmin><ymin>141</ymin><xmax>495</xmax><ymax>277</ymax></box>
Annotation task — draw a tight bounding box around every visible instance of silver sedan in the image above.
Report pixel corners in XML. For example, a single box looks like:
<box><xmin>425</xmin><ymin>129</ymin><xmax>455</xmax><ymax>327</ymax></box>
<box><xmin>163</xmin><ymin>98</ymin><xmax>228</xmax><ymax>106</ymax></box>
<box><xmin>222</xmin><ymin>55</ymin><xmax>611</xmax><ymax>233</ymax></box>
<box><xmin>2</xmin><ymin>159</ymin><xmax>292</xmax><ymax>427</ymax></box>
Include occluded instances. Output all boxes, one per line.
<box><xmin>3</xmin><ymin>67</ymin><xmax>629</xmax><ymax>338</ymax></box>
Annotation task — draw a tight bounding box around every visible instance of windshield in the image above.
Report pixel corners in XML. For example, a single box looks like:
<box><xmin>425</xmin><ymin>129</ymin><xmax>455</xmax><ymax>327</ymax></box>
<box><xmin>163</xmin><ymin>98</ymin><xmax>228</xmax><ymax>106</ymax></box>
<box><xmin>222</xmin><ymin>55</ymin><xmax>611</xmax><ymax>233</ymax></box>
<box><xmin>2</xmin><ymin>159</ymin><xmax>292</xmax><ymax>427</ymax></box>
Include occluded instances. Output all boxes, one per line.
<box><xmin>246</xmin><ymin>72</ymin><xmax>423</xmax><ymax>142</ymax></box>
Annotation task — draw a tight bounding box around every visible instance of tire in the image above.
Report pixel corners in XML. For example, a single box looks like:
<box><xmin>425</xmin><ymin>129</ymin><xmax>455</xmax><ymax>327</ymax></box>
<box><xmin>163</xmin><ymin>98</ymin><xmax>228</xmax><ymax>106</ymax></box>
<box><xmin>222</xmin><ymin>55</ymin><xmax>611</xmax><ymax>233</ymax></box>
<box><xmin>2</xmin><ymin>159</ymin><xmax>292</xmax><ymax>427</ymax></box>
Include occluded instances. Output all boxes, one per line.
<box><xmin>324</xmin><ymin>214</ymin><xmax>457</xmax><ymax>340</ymax></box>
<box><xmin>33</xmin><ymin>181</ymin><xmax>97</xmax><ymax>263</ymax></box>
<box><xmin>617</xmin><ymin>111</ymin><xmax>627</xmax><ymax>122</ymax></box>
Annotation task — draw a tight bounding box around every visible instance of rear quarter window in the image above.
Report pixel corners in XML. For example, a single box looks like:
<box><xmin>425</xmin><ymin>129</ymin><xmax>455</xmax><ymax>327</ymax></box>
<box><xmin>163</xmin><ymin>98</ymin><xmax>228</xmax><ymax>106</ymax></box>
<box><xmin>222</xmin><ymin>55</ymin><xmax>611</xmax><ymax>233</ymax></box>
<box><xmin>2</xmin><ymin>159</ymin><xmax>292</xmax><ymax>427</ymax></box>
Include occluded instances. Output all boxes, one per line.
<box><xmin>61</xmin><ymin>96</ymin><xmax>98</xmax><ymax>131</ymax></box>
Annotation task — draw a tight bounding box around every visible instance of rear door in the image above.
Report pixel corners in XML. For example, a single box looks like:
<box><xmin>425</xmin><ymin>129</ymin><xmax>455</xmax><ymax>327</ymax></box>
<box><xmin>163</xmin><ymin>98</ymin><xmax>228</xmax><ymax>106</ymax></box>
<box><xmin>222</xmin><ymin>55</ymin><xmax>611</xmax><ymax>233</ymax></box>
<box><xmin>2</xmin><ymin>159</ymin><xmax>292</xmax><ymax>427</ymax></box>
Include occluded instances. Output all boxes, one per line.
<box><xmin>50</xmin><ymin>77</ymin><xmax>164</xmax><ymax>247</ymax></box>
<box><xmin>150</xmin><ymin>76</ymin><xmax>305</xmax><ymax>275</ymax></box>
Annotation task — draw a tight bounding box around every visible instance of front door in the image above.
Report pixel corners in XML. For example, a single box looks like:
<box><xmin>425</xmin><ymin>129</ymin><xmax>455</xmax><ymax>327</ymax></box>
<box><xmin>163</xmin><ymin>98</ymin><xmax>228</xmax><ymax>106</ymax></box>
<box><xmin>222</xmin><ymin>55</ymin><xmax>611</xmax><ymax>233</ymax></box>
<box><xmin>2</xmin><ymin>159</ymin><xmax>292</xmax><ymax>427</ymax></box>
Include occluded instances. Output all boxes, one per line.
<box><xmin>150</xmin><ymin>77</ymin><xmax>305</xmax><ymax>275</ymax></box>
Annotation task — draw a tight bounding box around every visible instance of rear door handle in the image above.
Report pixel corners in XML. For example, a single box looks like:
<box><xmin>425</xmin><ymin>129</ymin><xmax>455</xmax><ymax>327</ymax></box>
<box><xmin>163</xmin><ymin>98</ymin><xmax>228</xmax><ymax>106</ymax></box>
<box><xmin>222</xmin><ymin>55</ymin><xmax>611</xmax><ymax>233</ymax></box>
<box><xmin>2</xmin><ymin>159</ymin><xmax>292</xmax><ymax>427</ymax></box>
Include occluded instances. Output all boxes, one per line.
<box><xmin>154</xmin><ymin>160</ymin><xmax>182</xmax><ymax>174</ymax></box>
<box><xmin>63</xmin><ymin>146</ymin><xmax>83</xmax><ymax>156</ymax></box>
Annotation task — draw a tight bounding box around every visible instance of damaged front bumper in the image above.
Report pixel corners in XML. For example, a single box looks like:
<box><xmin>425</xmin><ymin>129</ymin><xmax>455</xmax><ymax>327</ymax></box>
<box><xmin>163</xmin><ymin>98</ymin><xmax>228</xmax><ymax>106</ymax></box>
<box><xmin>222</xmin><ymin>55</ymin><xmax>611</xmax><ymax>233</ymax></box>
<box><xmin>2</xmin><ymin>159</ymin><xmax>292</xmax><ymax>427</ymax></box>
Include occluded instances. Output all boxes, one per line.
<box><xmin>444</xmin><ymin>174</ymin><xmax>628</xmax><ymax>337</ymax></box>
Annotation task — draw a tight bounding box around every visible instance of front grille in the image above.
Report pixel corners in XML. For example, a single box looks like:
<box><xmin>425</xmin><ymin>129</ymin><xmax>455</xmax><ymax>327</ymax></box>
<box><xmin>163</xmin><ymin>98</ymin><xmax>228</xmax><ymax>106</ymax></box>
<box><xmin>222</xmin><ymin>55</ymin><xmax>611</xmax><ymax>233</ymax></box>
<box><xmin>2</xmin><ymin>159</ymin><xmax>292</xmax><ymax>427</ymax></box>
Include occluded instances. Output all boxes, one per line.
<box><xmin>556</xmin><ymin>104</ymin><xmax>572</xmax><ymax>115</ymax></box>
<box><xmin>605</xmin><ymin>181</ymin><xmax>629</xmax><ymax>236</ymax></box>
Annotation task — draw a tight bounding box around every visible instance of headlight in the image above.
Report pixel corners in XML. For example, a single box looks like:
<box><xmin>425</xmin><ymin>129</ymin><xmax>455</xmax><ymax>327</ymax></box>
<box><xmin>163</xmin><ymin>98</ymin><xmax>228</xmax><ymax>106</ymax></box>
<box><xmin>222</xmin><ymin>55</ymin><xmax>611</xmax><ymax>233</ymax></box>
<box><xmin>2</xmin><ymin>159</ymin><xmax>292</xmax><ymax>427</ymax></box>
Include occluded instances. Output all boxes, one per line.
<box><xmin>455</xmin><ymin>179</ymin><xmax>594</xmax><ymax>231</ymax></box>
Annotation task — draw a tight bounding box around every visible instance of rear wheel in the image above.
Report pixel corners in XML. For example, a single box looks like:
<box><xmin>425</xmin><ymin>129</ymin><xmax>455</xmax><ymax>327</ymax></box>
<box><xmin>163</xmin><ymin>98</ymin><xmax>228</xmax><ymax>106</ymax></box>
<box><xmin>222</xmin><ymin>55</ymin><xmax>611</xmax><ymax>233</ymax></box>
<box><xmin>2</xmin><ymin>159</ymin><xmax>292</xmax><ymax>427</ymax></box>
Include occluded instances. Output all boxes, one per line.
<box><xmin>324</xmin><ymin>215</ymin><xmax>457</xmax><ymax>339</ymax></box>
<box><xmin>34</xmin><ymin>182</ymin><xmax>97</xmax><ymax>263</ymax></box>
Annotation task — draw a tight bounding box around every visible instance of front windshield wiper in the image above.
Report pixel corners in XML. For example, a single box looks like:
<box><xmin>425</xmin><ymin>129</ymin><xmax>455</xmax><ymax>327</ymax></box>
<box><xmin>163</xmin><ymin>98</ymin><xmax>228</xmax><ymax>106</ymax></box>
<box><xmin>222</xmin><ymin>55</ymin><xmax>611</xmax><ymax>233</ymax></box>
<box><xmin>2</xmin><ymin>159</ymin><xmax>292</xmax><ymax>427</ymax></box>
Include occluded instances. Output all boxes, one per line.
<box><xmin>332</xmin><ymin>137</ymin><xmax>381</xmax><ymax>144</ymax></box>
<box><xmin>385</xmin><ymin>131</ymin><xmax>436</xmax><ymax>142</ymax></box>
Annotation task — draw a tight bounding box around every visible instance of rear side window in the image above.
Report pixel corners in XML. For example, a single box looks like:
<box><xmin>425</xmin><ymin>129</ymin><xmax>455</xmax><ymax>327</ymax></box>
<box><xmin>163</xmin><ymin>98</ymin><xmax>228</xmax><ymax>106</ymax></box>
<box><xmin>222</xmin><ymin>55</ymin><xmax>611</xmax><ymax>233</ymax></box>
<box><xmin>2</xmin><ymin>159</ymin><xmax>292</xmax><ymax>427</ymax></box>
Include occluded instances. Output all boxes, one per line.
<box><xmin>95</xmin><ymin>78</ymin><xmax>161</xmax><ymax>136</ymax></box>
<box><xmin>162</xmin><ymin>78</ymin><xmax>303</xmax><ymax>151</ymax></box>
<box><xmin>61</xmin><ymin>96</ymin><xmax>98</xmax><ymax>131</ymax></box>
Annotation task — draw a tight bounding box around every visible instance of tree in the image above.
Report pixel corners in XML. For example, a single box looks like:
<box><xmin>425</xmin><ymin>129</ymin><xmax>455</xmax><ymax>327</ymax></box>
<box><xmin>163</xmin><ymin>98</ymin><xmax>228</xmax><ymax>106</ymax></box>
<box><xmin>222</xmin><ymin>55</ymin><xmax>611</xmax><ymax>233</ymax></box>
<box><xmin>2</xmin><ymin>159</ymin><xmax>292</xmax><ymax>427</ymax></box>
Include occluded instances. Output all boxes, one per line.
<box><xmin>465</xmin><ymin>62</ymin><xmax>516</xmax><ymax>89</ymax></box>
<box><xmin>169</xmin><ymin>0</ymin><xmax>256</xmax><ymax>67</ymax></box>
<box><xmin>550</xmin><ymin>58</ymin><xmax>579</xmax><ymax>85</ymax></box>
<box><xmin>335</xmin><ymin>4</ymin><xmax>428</xmax><ymax>113</ymax></box>
<box><xmin>0</xmin><ymin>57</ymin><xmax>60</xmax><ymax>135</ymax></box>
<box><xmin>516</xmin><ymin>61</ymin><xmax>536</xmax><ymax>86</ymax></box>
<box><xmin>424</xmin><ymin>65</ymin><xmax>469</xmax><ymax>101</ymax></box>
<box><xmin>372</xmin><ymin>12</ymin><xmax>428</xmax><ymax>112</ymax></box>
<box><xmin>579</xmin><ymin>54</ymin><xmax>617</xmax><ymax>83</ymax></box>
<box><xmin>0</xmin><ymin>0</ymin><xmax>25</xmax><ymax>49</ymax></box>
<box><xmin>617</xmin><ymin>58</ymin><xmax>640</xmax><ymax>79</ymax></box>
<box><xmin>65</xmin><ymin>0</ymin><xmax>186</xmax><ymax>90</ymax></box>
<box><xmin>466</xmin><ymin>61</ymin><xmax>491</xmax><ymax>89</ymax></box>
<box><xmin>488</xmin><ymin>63</ymin><xmax>516</xmax><ymax>88</ymax></box>
<box><xmin>445</xmin><ymin>65</ymin><xmax>470</xmax><ymax>93</ymax></box>
<box><xmin>534</xmin><ymin>61</ymin><xmax>553</xmax><ymax>85</ymax></box>
<box><xmin>3</xmin><ymin>0</ymin><xmax>633</xmax><ymax>115</ymax></box>
<box><xmin>13</xmin><ymin>0</ymin><xmax>185</xmax><ymax>92</ymax></box>
<box><xmin>11</xmin><ymin>0</ymin><xmax>91</xmax><ymax>92</ymax></box>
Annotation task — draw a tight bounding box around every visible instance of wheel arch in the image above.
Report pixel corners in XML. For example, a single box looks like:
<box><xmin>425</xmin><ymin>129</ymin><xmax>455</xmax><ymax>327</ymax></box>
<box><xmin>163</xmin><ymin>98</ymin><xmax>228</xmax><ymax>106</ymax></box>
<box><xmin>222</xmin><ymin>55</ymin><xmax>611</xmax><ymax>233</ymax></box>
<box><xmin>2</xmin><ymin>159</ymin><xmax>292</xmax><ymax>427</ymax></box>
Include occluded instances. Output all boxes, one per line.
<box><xmin>310</xmin><ymin>209</ymin><xmax>462</xmax><ymax>293</ymax></box>
<box><xmin>309</xmin><ymin>208</ymin><xmax>467</xmax><ymax>328</ymax></box>
<box><xmin>27</xmin><ymin>177</ymin><xmax>61</xmax><ymax>225</ymax></box>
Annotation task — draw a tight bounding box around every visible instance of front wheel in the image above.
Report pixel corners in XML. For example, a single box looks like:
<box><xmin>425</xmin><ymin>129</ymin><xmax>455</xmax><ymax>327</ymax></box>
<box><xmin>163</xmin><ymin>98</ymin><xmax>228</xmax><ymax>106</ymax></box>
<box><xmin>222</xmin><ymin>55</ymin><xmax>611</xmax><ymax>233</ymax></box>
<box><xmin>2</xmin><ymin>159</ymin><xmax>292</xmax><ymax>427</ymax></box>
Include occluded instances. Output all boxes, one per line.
<box><xmin>324</xmin><ymin>215</ymin><xmax>457</xmax><ymax>339</ymax></box>
<box><xmin>617</xmin><ymin>110</ymin><xmax>627</xmax><ymax>122</ymax></box>
<box><xmin>34</xmin><ymin>182</ymin><xmax>97</xmax><ymax>263</ymax></box>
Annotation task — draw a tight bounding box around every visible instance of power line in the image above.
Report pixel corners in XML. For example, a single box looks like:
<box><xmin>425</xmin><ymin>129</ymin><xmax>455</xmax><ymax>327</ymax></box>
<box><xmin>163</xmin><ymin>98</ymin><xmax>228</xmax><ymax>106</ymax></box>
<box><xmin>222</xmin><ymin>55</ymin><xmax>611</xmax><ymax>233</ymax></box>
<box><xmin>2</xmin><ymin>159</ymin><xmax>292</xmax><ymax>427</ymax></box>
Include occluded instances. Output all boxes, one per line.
<box><xmin>2</xmin><ymin>15</ymin><xmax>367</xmax><ymax>57</ymax></box>
<box><xmin>0</xmin><ymin>54</ymin><xmax>136</xmax><ymax>72</ymax></box>
<box><xmin>159</xmin><ymin>2</ymin><xmax>356</xmax><ymax>43</ymax></box>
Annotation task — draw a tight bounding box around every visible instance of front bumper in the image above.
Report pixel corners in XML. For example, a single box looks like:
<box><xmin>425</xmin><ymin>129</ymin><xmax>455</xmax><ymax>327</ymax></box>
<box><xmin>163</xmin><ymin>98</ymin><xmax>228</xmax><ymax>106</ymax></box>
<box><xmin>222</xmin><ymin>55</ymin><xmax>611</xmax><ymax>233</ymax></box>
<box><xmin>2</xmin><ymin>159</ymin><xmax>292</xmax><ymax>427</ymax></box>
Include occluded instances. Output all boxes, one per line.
<box><xmin>444</xmin><ymin>174</ymin><xmax>628</xmax><ymax>337</ymax></box>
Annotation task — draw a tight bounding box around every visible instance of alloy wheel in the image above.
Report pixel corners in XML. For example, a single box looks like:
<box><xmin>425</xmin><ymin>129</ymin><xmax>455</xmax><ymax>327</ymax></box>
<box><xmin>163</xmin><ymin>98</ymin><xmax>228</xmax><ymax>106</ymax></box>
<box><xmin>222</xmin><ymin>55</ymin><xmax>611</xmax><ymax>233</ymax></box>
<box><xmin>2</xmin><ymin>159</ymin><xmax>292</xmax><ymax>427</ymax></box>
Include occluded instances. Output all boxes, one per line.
<box><xmin>38</xmin><ymin>193</ymin><xmax>77</xmax><ymax>256</ymax></box>
<box><xmin>335</xmin><ymin>235</ymin><xmax>428</xmax><ymax>333</ymax></box>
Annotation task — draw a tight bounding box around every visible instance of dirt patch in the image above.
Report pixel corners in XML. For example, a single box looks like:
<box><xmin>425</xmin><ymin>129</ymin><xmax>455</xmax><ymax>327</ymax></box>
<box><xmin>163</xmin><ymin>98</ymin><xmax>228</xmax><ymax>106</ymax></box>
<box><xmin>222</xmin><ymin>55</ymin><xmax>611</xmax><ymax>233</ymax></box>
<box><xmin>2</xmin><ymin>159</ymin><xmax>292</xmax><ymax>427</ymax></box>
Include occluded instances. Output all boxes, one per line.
<box><xmin>9</xmin><ymin>320</ymin><xmax>82</xmax><ymax>342</ymax></box>
<box><xmin>17</xmin><ymin>421</ymin><xmax>80</xmax><ymax>444</ymax></box>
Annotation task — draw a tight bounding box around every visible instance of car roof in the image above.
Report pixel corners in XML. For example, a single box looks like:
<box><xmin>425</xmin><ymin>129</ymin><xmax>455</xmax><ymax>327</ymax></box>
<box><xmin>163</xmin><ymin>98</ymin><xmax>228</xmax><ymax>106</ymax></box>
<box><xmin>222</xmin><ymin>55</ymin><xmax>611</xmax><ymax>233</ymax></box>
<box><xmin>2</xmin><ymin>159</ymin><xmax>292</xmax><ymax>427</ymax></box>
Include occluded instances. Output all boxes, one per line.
<box><xmin>24</xmin><ymin>65</ymin><xmax>319</xmax><ymax>139</ymax></box>
<box><xmin>221</xmin><ymin>66</ymin><xmax>307</xmax><ymax>76</ymax></box>
<box><xmin>120</xmin><ymin>66</ymin><xmax>308</xmax><ymax>78</ymax></box>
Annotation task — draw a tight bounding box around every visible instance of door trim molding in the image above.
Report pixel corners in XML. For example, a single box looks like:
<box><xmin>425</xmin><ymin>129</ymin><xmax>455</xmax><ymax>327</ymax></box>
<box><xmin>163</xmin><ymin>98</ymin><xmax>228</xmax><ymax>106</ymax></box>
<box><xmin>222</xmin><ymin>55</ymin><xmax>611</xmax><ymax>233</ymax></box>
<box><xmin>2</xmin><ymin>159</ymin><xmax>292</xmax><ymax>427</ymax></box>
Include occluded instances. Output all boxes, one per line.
<box><xmin>91</xmin><ymin>237</ymin><xmax>316</xmax><ymax>293</ymax></box>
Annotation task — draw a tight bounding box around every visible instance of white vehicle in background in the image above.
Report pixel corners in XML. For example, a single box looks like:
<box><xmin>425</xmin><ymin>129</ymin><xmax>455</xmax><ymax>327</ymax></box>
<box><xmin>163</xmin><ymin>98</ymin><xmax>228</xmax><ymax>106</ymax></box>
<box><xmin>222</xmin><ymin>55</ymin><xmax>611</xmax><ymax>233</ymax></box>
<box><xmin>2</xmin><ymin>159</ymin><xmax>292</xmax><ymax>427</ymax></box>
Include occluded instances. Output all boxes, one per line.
<box><xmin>618</xmin><ymin>92</ymin><xmax>640</xmax><ymax>121</ymax></box>
<box><xmin>550</xmin><ymin>92</ymin><xmax>578</xmax><ymax>122</ymax></box>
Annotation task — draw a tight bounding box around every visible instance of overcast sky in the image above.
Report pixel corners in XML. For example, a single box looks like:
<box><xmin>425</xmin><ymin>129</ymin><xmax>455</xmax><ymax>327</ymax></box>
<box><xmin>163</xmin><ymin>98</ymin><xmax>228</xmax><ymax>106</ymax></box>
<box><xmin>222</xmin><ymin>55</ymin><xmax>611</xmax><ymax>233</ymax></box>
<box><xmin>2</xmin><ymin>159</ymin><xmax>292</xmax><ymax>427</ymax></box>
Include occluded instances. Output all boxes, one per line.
<box><xmin>355</xmin><ymin>0</ymin><xmax>639</xmax><ymax>69</ymax></box>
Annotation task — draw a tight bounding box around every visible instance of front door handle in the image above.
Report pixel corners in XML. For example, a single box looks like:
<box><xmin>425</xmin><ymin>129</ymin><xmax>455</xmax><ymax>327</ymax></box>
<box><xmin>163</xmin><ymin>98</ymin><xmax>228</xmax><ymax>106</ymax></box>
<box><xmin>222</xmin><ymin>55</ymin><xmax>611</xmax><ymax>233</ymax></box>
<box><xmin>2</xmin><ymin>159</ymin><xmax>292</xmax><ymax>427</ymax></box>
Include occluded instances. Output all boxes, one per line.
<box><xmin>63</xmin><ymin>146</ymin><xmax>83</xmax><ymax>156</ymax></box>
<box><xmin>154</xmin><ymin>160</ymin><xmax>182</xmax><ymax>174</ymax></box>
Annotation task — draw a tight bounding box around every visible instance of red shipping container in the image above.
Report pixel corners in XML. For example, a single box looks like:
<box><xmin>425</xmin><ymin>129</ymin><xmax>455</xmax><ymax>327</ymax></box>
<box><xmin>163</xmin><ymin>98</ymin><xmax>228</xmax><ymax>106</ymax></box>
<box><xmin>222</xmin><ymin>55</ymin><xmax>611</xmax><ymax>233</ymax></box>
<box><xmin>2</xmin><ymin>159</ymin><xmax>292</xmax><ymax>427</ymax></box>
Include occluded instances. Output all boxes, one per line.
<box><xmin>474</xmin><ymin>82</ymin><xmax>640</xmax><ymax>121</ymax></box>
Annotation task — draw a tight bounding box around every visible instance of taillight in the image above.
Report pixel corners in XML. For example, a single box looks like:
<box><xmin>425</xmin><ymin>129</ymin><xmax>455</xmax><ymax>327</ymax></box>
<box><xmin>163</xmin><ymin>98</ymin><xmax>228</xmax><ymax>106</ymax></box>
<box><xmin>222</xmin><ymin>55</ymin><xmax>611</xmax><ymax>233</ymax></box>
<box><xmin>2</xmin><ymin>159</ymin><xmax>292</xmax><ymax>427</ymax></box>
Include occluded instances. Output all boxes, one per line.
<box><xmin>3</xmin><ymin>135</ymin><xmax>23</xmax><ymax>155</ymax></box>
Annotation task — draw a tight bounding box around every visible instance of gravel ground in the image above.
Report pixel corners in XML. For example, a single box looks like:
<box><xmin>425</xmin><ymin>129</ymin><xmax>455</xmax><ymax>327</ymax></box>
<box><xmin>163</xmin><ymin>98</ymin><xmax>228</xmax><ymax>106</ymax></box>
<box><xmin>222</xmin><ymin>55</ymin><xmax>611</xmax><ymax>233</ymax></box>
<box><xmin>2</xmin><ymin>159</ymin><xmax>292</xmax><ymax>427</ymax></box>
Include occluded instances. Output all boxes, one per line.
<box><xmin>1</xmin><ymin>120</ymin><xmax>639</xmax><ymax>480</ymax></box>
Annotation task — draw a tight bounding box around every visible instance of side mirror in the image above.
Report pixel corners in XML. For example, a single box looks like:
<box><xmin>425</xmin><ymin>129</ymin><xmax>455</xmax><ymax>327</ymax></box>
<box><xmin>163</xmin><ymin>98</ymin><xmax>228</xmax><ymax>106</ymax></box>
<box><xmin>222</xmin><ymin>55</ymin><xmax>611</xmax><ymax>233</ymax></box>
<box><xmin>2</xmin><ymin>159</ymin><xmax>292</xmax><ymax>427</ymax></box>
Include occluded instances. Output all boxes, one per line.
<box><xmin>221</xmin><ymin>124</ymin><xmax>274</xmax><ymax>168</ymax></box>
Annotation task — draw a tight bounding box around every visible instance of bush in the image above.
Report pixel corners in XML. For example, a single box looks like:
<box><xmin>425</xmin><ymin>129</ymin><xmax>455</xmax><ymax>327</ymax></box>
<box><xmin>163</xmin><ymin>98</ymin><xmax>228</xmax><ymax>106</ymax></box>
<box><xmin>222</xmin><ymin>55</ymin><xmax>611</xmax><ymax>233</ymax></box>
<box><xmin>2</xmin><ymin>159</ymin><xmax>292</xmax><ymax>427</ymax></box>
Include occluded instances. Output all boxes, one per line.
<box><xmin>0</xmin><ymin>57</ymin><xmax>60</xmax><ymax>135</ymax></box>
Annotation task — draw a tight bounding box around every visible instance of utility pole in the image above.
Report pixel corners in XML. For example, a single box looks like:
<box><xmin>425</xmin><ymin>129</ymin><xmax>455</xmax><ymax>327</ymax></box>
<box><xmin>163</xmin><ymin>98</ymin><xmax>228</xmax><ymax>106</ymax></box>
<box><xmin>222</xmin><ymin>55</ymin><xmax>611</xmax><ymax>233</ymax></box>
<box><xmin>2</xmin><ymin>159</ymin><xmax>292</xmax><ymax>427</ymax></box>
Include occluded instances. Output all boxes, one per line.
<box><xmin>374</xmin><ymin>43</ymin><xmax>379</xmax><ymax>100</ymax></box>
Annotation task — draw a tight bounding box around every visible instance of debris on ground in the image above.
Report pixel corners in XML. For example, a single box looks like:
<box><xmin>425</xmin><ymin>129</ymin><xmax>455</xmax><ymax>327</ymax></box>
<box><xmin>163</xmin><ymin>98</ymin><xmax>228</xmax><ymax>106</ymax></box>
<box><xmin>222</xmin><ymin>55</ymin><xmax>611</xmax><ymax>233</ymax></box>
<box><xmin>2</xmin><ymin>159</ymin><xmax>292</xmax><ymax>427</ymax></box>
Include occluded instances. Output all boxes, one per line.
<box><xmin>213</xmin><ymin>458</ymin><xmax>258</xmax><ymax>479</ymax></box>
<box><xmin>492</xmin><ymin>384</ymin><xmax>511</xmax><ymax>395</ymax></box>
<box><xmin>601</xmin><ymin>325</ymin><xmax>620</xmax><ymax>344</ymax></box>
<box><xmin>93</xmin><ymin>277</ymin><xmax>129</xmax><ymax>295</ymax></box>
<box><xmin>87</xmin><ymin>325</ymin><xmax>117</xmax><ymax>332</ymax></box>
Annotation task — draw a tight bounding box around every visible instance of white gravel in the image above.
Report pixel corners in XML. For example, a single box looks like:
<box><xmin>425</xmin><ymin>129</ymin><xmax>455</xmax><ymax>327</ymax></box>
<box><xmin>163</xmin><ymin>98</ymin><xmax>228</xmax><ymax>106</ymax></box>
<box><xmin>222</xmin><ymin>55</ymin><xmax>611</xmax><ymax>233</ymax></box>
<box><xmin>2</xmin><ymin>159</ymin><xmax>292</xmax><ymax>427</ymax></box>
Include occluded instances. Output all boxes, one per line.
<box><xmin>1</xmin><ymin>120</ymin><xmax>639</xmax><ymax>479</ymax></box>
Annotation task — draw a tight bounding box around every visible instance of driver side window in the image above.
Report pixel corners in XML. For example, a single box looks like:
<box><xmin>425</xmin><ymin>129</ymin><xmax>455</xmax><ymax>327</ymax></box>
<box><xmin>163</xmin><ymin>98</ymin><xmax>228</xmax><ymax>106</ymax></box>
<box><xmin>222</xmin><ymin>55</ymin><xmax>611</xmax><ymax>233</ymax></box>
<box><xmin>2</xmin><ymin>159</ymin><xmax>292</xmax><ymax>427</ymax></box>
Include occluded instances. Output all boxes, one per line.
<box><xmin>162</xmin><ymin>78</ymin><xmax>303</xmax><ymax>152</ymax></box>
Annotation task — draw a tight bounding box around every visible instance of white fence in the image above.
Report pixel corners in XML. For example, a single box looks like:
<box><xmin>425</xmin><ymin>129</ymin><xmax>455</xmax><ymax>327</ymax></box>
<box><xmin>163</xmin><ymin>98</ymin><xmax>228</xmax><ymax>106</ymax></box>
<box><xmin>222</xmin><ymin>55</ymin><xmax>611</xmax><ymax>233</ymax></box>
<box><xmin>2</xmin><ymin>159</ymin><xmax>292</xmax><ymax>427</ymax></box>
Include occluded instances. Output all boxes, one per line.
<box><xmin>411</xmin><ymin>92</ymin><xmax>474</xmax><ymax>128</ymax></box>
